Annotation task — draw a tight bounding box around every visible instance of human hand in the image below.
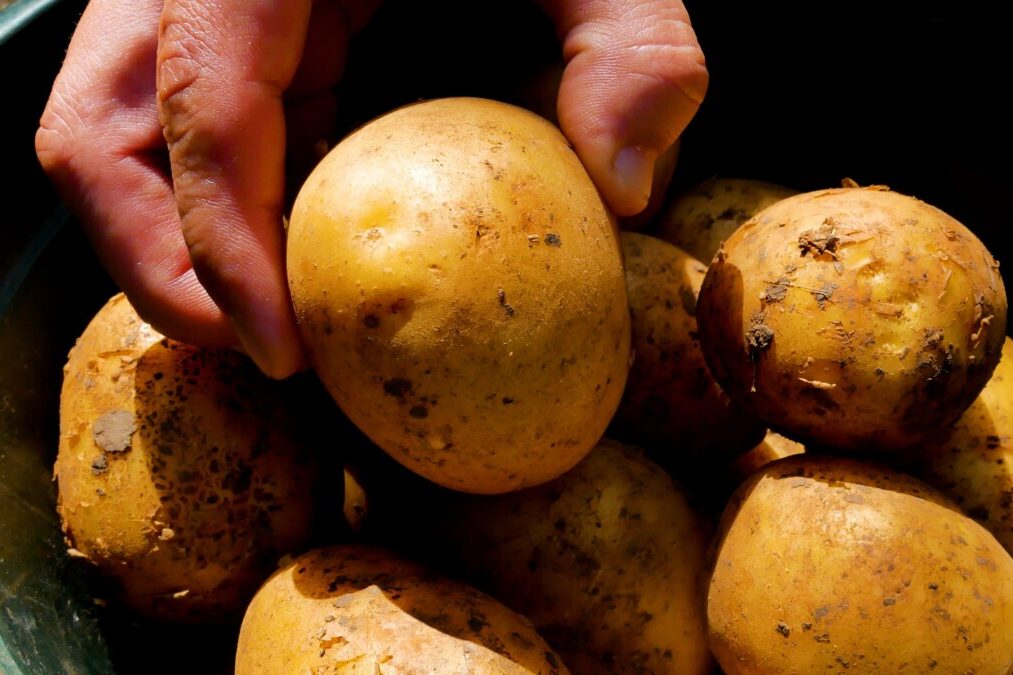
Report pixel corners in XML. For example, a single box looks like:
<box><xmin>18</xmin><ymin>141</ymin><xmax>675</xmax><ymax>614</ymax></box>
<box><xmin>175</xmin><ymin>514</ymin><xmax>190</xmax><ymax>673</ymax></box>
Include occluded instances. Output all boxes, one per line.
<box><xmin>37</xmin><ymin>0</ymin><xmax>707</xmax><ymax>379</ymax></box>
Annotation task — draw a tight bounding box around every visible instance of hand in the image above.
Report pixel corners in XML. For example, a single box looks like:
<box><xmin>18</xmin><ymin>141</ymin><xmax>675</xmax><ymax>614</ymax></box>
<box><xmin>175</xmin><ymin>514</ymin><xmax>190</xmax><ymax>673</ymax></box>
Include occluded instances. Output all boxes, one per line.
<box><xmin>37</xmin><ymin>0</ymin><xmax>707</xmax><ymax>379</ymax></box>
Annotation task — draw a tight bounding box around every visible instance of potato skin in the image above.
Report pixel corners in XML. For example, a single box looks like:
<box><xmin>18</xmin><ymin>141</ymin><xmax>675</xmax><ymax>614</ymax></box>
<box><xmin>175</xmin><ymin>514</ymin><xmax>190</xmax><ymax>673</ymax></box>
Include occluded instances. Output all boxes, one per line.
<box><xmin>728</xmin><ymin>430</ymin><xmax>805</xmax><ymax>486</ymax></box>
<box><xmin>697</xmin><ymin>187</ymin><xmax>1007</xmax><ymax>452</ymax></box>
<box><xmin>615</xmin><ymin>233</ymin><xmax>765</xmax><ymax>463</ymax></box>
<box><xmin>655</xmin><ymin>177</ymin><xmax>798</xmax><ymax>263</ymax></box>
<box><xmin>55</xmin><ymin>294</ymin><xmax>316</xmax><ymax>621</ymax></box>
<box><xmin>438</xmin><ymin>439</ymin><xmax>713</xmax><ymax>675</ymax></box>
<box><xmin>288</xmin><ymin>97</ymin><xmax>630</xmax><ymax>494</ymax></box>
<box><xmin>235</xmin><ymin>545</ymin><xmax>568</xmax><ymax>674</ymax></box>
<box><xmin>708</xmin><ymin>455</ymin><xmax>1013</xmax><ymax>675</ymax></box>
<box><xmin>905</xmin><ymin>336</ymin><xmax>1013</xmax><ymax>553</ymax></box>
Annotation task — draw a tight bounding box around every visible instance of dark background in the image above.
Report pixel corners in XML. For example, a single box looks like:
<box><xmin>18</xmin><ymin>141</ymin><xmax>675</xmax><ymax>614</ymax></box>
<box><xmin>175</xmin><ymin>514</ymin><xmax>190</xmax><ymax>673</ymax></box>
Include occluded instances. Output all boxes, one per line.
<box><xmin>5</xmin><ymin>0</ymin><xmax>1010</xmax><ymax>269</ymax></box>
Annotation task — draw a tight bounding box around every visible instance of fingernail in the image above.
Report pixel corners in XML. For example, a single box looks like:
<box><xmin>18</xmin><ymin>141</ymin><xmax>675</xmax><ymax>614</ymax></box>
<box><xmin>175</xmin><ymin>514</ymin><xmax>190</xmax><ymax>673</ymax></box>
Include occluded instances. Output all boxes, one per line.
<box><xmin>612</xmin><ymin>146</ymin><xmax>656</xmax><ymax>213</ymax></box>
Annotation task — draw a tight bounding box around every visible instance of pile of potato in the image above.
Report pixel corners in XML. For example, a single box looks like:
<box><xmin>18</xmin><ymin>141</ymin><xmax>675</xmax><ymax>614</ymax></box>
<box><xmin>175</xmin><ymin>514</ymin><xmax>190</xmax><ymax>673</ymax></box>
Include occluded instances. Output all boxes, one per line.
<box><xmin>54</xmin><ymin>98</ymin><xmax>1013</xmax><ymax>673</ymax></box>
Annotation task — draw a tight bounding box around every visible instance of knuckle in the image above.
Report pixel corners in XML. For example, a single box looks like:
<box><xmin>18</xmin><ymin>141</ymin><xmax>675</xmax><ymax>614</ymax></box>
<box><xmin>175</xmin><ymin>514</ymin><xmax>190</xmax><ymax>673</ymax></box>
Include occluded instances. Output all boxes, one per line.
<box><xmin>156</xmin><ymin>52</ymin><xmax>208</xmax><ymax>147</ymax></box>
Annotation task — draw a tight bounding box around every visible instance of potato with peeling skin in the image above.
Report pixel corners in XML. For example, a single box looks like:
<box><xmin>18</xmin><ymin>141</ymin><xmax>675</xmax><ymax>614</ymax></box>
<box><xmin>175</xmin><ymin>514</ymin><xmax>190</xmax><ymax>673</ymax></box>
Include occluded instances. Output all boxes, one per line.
<box><xmin>433</xmin><ymin>439</ymin><xmax>713</xmax><ymax>675</ymax></box>
<box><xmin>288</xmin><ymin>97</ymin><xmax>630</xmax><ymax>494</ymax></box>
<box><xmin>614</xmin><ymin>232</ymin><xmax>765</xmax><ymax>463</ymax></box>
<box><xmin>708</xmin><ymin>455</ymin><xmax>1013</xmax><ymax>675</ymax></box>
<box><xmin>55</xmin><ymin>294</ymin><xmax>317</xmax><ymax>622</ymax></box>
<box><xmin>236</xmin><ymin>545</ymin><xmax>569</xmax><ymax>675</ymax></box>
<box><xmin>655</xmin><ymin>177</ymin><xmax>799</xmax><ymax>263</ymax></box>
<box><xmin>697</xmin><ymin>187</ymin><xmax>1007</xmax><ymax>453</ymax></box>
<box><xmin>904</xmin><ymin>336</ymin><xmax>1013</xmax><ymax>553</ymax></box>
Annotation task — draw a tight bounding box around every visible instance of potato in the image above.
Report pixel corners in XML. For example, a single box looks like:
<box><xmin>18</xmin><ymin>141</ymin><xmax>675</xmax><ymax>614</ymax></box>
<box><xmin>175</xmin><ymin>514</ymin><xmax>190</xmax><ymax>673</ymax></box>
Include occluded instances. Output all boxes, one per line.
<box><xmin>55</xmin><ymin>294</ymin><xmax>317</xmax><ymax>621</ymax></box>
<box><xmin>708</xmin><ymin>455</ymin><xmax>1013</xmax><ymax>674</ymax></box>
<box><xmin>288</xmin><ymin>97</ymin><xmax>630</xmax><ymax>494</ymax></box>
<box><xmin>614</xmin><ymin>233</ymin><xmax>765</xmax><ymax>463</ymax></box>
<box><xmin>655</xmin><ymin>177</ymin><xmax>799</xmax><ymax>263</ymax></box>
<box><xmin>728</xmin><ymin>430</ymin><xmax>805</xmax><ymax>486</ymax></box>
<box><xmin>904</xmin><ymin>336</ymin><xmax>1013</xmax><ymax>553</ymax></box>
<box><xmin>433</xmin><ymin>439</ymin><xmax>712</xmax><ymax>675</ymax></box>
<box><xmin>697</xmin><ymin>187</ymin><xmax>1007</xmax><ymax>452</ymax></box>
<box><xmin>235</xmin><ymin>545</ymin><xmax>568</xmax><ymax>674</ymax></box>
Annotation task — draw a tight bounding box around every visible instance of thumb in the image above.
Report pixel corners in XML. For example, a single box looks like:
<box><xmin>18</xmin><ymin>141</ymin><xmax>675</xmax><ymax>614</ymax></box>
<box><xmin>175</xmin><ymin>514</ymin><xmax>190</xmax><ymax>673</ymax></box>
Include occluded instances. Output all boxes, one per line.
<box><xmin>539</xmin><ymin>0</ymin><xmax>708</xmax><ymax>217</ymax></box>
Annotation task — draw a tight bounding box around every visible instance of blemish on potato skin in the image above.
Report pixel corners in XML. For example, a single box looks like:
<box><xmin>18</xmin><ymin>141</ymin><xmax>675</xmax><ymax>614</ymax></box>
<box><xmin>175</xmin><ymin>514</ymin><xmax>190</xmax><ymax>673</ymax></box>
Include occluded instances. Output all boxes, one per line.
<box><xmin>382</xmin><ymin>378</ymin><xmax>413</xmax><ymax>400</ymax></box>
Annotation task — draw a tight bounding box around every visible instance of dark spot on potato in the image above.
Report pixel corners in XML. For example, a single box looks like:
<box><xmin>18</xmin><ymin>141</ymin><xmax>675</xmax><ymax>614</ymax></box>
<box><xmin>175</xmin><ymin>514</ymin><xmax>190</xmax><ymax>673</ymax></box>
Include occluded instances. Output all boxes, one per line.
<box><xmin>222</xmin><ymin>464</ymin><xmax>252</xmax><ymax>493</ymax></box>
<box><xmin>468</xmin><ymin>612</ymin><xmax>489</xmax><ymax>634</ymax></box>
<box><xmin>363</xmin><ymin>314</ymin><xmax>380</xmax><ymax>328</ymax></box>
<box><xmin>544</xmin><ymin>232</ymin><xmax>562</xmax><ymax>247</ymax></box>
<box><xmin>883</xmin><ymin>597</ymin><xmax>896</xmax><ymax>606</ymax></box>
<box><xmin>501</xmin><ymin>397</ymin><xmax>514</xmax><ymax>405</ymax></box>
<box><xmin>90</xmin><ymin>454</ymin><xmax>108</xmax><ymax>476</ymax></box>
<box><xmin>776</xmin><ymin>622</ymin><xmax>790</xmax><ymax>637</ymax></box>
<box><xmin>383</xmin><ymin>378</ymin><xmax>413</xmax><ymax>400</ymax></box>
<box><xmin>409</xmin><ymin>405</ymin><xmax>428</xmax><ymax>419</ymax></box>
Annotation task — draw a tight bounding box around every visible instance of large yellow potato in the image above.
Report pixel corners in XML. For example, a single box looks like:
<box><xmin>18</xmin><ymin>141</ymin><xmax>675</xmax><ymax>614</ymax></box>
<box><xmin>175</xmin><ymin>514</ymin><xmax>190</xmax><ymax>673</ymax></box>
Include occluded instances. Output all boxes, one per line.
<box><xmin>288</xmin><ymin>97</ymin><xmax>630</xmax><ymax>494</ymax></box>
<box><xmin>708</xmin><ymin>455</ymin><xmax>1013</xmax><ymax>674</ymax></box>
<box><xmin>55</xmin><ymin>294</ymin><xmax>317</xmax><ymax>621</ymax></box>
<box><xmin>235</xmin><ymin>545</ymin><xmax>568</xmax><ymax>674</ymax></box>
<box><xmin>436</xmin><ymin>439</ymin><xmax>713</xmax><ymax>675</ymax></box>
<box><xmin>655</xmin><ymin>177</ymin><xmax>799</xmax><ymax>263</ymax></box>
<box><xmin>615</xmin><ymin>232</ymin><xmax>765</xmax><ymax>463</ymax></box>
<box><xmin>697</xmin><ymin>187</ymin><xmax>1007</xmax><ymax>452</ymax></box>
<box><xmin>905</xmin><ymin>336</ymin><xmax>1013</xmax><ymax>553</ymax></box>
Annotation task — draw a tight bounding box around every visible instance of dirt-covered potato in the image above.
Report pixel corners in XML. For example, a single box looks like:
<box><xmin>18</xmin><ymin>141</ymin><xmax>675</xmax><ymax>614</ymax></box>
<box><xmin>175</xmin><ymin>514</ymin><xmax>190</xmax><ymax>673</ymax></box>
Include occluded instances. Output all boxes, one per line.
<box><xmin>655</xmin><ymin>177</ymin><xmax>799</xmax><ymax>263</ymax></box>
<box><xmin>235</xmin><ymin>545</ymin><xmax>568</xmax><ymax>674</ymax></box>
<box><xmin>614</xmin><ymin>233</ymin><xmax>765</xmax><ymax>463</ymax></box>
<box><xmin>904</xmin><ymin>336</ymin><xmax>1013</xmax><ymax>553</ymax></box>
<box><xmin>708</xmin><ymin>455</ymin><xmax>1013</xmax><ymax>674</ymax></box>
<box><xmin>288</xmin><ymin>97</ymin><xmax>630</xmax><ymax>494</ymax></box>
<box><xmin>697</xmin><ymin>187</ymin><xmax>1007</xmax><ymax>452</ymax></box>
<box><xmin>55</xmin><ymin>294</ymin><xmax>317</xmax><ymax>622</ymax></box>
<box><xmin>434</xmin><ymin>439</ymin><xmax>712</xmax><ymax>675</ymax></box>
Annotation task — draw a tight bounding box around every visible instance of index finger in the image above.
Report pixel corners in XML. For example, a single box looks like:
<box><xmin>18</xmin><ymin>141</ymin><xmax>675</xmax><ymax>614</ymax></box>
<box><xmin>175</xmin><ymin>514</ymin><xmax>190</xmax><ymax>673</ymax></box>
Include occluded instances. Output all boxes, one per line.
<box><xmin>157</xmin><ymin>0</ymin><xmax>313</xmax><ymax>378</ymax></box>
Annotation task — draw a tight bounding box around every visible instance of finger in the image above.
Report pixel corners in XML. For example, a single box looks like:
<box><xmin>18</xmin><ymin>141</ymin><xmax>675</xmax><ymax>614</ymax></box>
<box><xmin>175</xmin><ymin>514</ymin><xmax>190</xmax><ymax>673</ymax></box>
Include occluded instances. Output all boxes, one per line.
<box><xmin>539</xmin><ymin>0</ymin><xmax>708</xmax><ymax>217</ymax></box>
<box><xmin>158</xmin><ymin>0</ymin><xmax>319</xmax><ymax>378</ymax></box>
<box><xmin>35</xmin><ymin>0</ymin><xmax>235</xmax><ymax>346</ymax></box>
